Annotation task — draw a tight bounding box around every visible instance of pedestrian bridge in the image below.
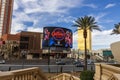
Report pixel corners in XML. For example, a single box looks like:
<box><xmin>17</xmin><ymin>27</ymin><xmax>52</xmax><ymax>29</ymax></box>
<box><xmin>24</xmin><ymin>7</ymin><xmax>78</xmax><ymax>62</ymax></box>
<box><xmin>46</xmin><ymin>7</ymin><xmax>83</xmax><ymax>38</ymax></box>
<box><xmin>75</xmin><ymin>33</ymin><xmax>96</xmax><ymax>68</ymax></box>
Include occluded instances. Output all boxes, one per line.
<box><xmin>0</xmin><ymin>67</ymin><xmax>80</xmax><ymax>80</ymax></box>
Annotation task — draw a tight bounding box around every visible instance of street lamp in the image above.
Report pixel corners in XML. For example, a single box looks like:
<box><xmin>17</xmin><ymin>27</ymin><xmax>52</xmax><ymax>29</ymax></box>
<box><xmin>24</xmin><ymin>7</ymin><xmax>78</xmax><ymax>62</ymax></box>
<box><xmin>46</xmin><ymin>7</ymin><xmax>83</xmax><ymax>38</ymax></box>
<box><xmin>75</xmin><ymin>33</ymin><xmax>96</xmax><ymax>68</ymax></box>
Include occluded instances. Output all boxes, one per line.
<box><xmin>48</xmin><ymin>46</ymin><xmax>50</xmax><ymax>73</ymax></box>
<box><xmin>78</xmin><ymin>49</ymin><xmax>79</xmax><ymax>59</ymax></box>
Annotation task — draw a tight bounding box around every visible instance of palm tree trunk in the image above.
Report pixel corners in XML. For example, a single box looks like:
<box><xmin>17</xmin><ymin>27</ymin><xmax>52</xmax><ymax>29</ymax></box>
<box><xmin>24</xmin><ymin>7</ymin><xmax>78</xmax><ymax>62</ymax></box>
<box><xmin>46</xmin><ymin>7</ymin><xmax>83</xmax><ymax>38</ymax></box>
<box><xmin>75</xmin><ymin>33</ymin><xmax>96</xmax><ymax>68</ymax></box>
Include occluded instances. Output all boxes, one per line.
<box><xmin>84</xmin><ymin>29</ymin><xmax>87</xmax><ymax>70</ymax></box>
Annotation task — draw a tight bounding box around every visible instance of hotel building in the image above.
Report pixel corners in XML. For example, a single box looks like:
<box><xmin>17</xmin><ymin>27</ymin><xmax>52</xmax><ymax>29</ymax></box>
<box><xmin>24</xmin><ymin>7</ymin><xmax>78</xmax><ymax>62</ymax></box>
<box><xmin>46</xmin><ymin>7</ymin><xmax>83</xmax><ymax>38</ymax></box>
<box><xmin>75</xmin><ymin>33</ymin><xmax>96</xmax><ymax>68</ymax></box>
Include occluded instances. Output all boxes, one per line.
<box><xmin>2</xmin><ymin>31</ymin><xmax>43</xmax><ymax>59</ymax></box>
<box><xmin>0</xmin><ymin>0</ymin><xmax>14</xmax><ymax>37</ymax></box>
<box><xmin>78</xmin><ymin>29</ymin><xmax>92</xmax><ymax>51</ymax></box>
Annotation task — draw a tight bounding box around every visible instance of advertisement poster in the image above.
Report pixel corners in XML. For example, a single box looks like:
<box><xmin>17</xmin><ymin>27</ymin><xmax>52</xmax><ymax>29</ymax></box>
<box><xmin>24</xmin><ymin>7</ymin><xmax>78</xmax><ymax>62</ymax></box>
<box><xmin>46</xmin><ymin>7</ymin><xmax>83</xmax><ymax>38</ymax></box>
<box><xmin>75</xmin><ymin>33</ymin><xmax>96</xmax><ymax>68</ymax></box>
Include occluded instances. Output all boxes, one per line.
<box><xmin>42</xmin><ymin>27</ymin><xmax>72</xmax><ymax>48</ymax></box>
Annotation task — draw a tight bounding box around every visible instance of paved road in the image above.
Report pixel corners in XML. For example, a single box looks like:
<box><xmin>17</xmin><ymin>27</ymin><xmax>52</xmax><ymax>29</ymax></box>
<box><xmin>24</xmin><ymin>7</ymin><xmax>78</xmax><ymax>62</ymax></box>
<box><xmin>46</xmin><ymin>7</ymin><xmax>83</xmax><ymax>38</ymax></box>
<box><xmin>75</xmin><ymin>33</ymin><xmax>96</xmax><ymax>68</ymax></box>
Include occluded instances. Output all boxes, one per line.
<box><xmin>0</xmin><ymin>64</ymin><xmax>95</xmax><ymax>72</ymax></box>
<box><xmin>0</xmin><ymin>59</ymin><xmax>95</xmax><ymax>72</ymax></box>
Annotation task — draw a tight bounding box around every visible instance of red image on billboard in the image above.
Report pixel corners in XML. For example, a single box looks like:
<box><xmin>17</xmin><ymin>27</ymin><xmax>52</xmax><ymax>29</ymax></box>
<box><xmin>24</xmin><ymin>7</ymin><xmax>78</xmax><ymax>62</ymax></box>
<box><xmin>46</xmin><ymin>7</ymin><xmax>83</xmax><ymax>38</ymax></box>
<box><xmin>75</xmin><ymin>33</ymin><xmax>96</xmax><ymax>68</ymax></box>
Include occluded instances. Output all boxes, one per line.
<box><xmin>52</xmin><ymin>28</ymin><xmax>65</xmax><ymax>41</ymax></box>
<box><xmin>42</xmin><ymin>27</ymin><xmax>72</xmax><ymax>48</ymax></box>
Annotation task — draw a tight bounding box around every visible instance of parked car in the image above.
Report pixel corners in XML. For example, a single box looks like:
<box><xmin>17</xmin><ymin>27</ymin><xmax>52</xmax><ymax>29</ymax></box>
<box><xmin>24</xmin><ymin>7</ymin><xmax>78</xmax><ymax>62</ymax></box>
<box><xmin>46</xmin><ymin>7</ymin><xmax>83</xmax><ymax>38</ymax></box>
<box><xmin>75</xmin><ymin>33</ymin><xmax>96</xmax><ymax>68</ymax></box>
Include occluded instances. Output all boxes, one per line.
<box><xmin>75</xmin><ymin>62</ymin><xmax>84</xmax><ymax>67</ymax></box>
<box><xmin>73</xmin><ymin>61</ymin><xmax>81</xmax><ymax>65</ymax></box>
<box><xmin>73</xmin><ymin>61</ymin><xmax>84</xmax><ymax>67</ymax></box>
<box><xmin>56</xmin><ymin>60</ymin><xmax>66</xmax><ymax>65</ymax></box>
<box><xmin>87</xmin><ymin>59</ymin><xmax>94</xmax><ymax>65</ymax></box>
<box><xmin>0</xmin><ymin>60</ymin><xmax>5</xmax><ymax>64</ymax></box>
<box><xmin>106</xmin><ymin>60</ymin><xmax>117</xmax><ymax>64</ymax></box>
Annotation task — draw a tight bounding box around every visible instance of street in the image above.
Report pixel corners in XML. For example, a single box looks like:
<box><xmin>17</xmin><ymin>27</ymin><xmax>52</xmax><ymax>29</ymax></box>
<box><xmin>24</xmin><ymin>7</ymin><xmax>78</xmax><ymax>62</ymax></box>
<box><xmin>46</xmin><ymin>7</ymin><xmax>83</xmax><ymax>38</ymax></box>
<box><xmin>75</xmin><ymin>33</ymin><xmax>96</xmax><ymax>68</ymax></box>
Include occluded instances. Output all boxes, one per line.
<box><xmin>0</xmin><ymin>59</ymin><xmax>95</xmax><ymax>72</ymax></box>
<box><xmin>0</xmin><ymin>64</ymin><xmax>95</xmax><ymax>72</ymax></box>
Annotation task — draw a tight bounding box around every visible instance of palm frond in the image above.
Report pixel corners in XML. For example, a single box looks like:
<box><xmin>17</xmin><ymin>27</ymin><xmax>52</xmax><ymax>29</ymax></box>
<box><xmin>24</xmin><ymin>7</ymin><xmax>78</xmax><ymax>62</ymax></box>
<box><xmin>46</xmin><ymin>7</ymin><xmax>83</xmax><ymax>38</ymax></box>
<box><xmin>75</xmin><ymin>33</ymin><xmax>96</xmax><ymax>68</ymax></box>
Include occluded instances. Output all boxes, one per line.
<box><xmin>90</xmin><ymin>25</ymin><xmax>102</xmax><ymax>31</ymax></box>
<box><xmin>72</xmin><ymin>15</ymin><xmax>101</xmax><ymax>33</ymax></box>
<box><xmin>111</xmin><ymin>22</ymin><xmax>120</xmax><ymax>35</ymax></box>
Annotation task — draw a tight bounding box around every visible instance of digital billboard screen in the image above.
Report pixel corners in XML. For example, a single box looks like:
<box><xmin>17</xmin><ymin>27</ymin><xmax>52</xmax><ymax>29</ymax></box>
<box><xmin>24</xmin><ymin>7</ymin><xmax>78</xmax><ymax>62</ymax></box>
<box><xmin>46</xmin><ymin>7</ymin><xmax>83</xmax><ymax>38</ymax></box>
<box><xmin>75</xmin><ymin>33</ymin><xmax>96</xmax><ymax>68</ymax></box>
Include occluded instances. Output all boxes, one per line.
<box><xmin>42</xmin><ymin>27</ymin><xmax>72</xmax><ymax>48</ymax></box>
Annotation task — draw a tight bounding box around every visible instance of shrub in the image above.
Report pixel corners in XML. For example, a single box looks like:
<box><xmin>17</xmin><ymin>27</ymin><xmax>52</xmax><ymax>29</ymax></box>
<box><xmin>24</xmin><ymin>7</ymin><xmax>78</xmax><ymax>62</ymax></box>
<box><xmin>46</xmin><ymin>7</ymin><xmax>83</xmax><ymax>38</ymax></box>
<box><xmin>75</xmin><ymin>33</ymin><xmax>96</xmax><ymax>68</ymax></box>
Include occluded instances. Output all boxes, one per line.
<box><xmin>80</xmin><ymin>70</ymin><xmax>95</xmax><ymax>80</ymax></box>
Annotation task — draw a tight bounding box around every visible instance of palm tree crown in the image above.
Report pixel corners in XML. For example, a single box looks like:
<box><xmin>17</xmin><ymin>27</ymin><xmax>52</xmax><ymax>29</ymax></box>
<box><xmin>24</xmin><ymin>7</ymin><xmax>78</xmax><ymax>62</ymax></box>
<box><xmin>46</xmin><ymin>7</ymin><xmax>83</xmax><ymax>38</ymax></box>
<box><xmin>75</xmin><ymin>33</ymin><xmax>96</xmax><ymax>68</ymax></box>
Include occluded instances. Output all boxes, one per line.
<box><xmin>73</xmin><ymin>15</ymin><xmax>101</xmax><ymax>70</ymax></box>
<box><xmin>73</xmin><ymin>16</ymin><xmax>101</xmax><ymax>32</ymax></box>
<box><xmin>111</xmin><ymin>23</ymin><xmax>120</xmax><ymax>35</ymax></box>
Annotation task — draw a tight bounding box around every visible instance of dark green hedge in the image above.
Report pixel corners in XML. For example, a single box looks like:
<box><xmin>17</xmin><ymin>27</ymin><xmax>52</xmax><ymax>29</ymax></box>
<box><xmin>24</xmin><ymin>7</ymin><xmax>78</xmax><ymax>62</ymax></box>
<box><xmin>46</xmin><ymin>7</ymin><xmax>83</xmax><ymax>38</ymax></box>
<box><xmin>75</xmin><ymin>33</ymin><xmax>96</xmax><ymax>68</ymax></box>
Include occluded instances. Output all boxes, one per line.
<box><xmin>80</xmin><ymin>70</ymin><xmax>95</xmax><ymax>80</ymax></box>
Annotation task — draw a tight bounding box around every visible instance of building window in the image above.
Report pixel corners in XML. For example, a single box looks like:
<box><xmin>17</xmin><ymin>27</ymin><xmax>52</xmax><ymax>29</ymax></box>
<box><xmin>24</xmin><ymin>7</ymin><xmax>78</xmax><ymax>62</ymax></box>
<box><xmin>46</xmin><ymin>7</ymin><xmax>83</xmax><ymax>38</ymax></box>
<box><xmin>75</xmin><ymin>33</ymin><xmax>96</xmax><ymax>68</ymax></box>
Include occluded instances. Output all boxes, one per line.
<box><xmin>20</xmin><ymin>43</ymin><xmax>28</xmax><ymax>49</ymax></box>
<box><xmin>20</xmin><ymin>36</ymin><xmax>29</xmax><ymax>41</ymax></box>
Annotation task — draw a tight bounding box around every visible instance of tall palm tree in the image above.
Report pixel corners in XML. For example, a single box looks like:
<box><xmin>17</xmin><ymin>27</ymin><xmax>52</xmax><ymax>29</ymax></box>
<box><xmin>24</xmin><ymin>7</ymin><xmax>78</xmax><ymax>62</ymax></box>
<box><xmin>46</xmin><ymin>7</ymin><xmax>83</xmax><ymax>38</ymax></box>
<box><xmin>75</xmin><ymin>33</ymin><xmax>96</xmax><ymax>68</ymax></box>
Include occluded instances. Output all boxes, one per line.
<box><xmin>111</xmin><ymin>23</ymin><xmax>120</xmax><ymax>35</ymax></box>
<box><xmin>73</xmin><ymin>16</ymin><xmax>101</xmax><ymax>70</ymax></box>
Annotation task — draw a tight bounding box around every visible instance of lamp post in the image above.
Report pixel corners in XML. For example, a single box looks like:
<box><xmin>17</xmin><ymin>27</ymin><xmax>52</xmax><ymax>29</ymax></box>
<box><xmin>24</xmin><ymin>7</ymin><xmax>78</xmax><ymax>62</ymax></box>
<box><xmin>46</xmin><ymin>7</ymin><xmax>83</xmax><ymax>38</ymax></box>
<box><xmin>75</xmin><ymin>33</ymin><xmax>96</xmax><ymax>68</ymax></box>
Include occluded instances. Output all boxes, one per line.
<box><xmin>48</xmin><ymin>46</ymin><xmax>50</xmax><ymax>73</ymax></box>
<box><xmin>78</xmin><ymin>49</ymin><xmax>80</xmax><ymax>60</ymax></box>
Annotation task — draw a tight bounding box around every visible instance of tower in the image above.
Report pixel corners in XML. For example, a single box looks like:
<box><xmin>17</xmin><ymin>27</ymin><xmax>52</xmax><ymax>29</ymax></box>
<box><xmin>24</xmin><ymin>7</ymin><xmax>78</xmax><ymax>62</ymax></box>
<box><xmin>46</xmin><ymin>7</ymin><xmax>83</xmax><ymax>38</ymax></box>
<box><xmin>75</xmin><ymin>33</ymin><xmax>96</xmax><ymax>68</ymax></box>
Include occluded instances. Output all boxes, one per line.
<box><xmin>78</xmin><ymin>29</ymin><xmax>92</xmax><ymax>51</ymax></box>
<box><xmin>0</xmin><ymin>0</ymin><xmax>14</xmax><ymax>38</ymax></box>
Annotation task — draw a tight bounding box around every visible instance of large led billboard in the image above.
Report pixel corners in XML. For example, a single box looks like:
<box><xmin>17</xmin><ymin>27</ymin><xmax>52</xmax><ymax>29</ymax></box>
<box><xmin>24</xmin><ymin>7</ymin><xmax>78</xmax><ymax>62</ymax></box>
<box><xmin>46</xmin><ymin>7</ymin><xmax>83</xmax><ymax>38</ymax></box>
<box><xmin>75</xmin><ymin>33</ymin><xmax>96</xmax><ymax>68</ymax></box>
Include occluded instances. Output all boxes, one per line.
<box><xmin>42</xmin><ymin>27</ymin><xmax>72</xmax><ymax>48</ymax></box>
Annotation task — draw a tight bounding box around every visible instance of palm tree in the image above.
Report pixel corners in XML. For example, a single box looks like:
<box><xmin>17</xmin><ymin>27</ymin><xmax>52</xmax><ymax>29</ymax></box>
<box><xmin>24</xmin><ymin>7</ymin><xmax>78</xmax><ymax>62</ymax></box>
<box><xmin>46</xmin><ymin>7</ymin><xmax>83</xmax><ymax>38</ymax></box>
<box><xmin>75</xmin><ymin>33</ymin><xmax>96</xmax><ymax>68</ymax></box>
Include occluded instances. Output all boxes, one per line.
<box><xmin>111</xmin><ymin>23</ymin><xmax>120</xmax><ymax>35</ymax></box>
<box><xmin>73</xmin><ymin>16</ymin><xmax>101</xmax><ymax>70</ymax></box>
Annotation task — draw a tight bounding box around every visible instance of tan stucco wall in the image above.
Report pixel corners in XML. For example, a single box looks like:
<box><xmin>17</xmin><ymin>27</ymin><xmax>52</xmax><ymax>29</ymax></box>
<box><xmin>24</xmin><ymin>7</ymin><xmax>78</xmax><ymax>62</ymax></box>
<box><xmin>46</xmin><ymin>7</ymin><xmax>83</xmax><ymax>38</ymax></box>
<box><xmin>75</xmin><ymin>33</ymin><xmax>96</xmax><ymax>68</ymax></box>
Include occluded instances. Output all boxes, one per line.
<box><xmin>111</xmin><ymin>41</ymin><xmax>120</xmax><ymax>63</ymax></box>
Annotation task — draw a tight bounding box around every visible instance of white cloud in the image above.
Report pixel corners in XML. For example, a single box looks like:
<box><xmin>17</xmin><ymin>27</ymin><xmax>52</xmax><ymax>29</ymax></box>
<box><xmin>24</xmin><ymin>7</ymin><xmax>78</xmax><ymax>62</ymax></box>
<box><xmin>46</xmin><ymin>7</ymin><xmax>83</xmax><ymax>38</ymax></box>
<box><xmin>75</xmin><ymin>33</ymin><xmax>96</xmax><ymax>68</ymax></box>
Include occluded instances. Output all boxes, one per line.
<box><xmin>73</xmin><ymin>29</ymin><xmax>120</xmax><ymax>50</ymax></box>
<box><xmin>57</xmin><ymin>15</ymin><xmax>76</xmax><ymax>23</ymax></box>
<box><xmin>105</xmin><ymin>3</ymin><xmax>116</xmax><ymax>9</ymax></box>
<box><xmin>13</xmin><ymin>1</ymin><xmax>19</xmax><ymax>10</ymax></box>
<box><xmin>17</xmin><ymin>0</ymin><xmax>82</xmax><ymax>14</ymax></box>
<box><xmin>73</xmin><ymin>32</ymin><xmax>78</xmax><ymax>49</ymax></box>
<box><xmin>92</xmin><ymin>29</ymin><xmax>120</xmax><ymax>50</ymax></box>
<box><xmin>12</xmin><ymin>0</ymin><xmax>120</xmax><ymax>50</ymax></box>
<box><xmin>89</xmin><ymin>13</ymin><xmax>107</xmax><ymax>22</ymax></box>
<box><xmin>89</xmin><ymin>13</ymin><xmax>114</xmax><ymax>29</ymax></box>
<box><xmin>11</xmin><ymin>23</ymin><xmax>26</xmax><ymax>34</ymax></box>
<box><xmin>21</xmin><ymin>0</ymin><xmax>37</xmax><ymax>3</ymax></box>
<box><xmin>83</xmin><ymin>4</ymin><xmax>97</xmax><ymax>8</ymax></box>
<box><xmin>11</xmin><ymin>0</ymin><xmax>83</xmax><ymax>34</ymax></box>
<box><xmin>13</xmin><ymin>12</ymin><xmax>32</xmax><ymax>22</ymax></box>
<box><xmin>27</xmin><ymin>27</ymin><xmax>43</xmax><ymax>32</ymax></box>
<box><xmin>11</xmin><ymin>11</ymin><xmax>33</xmax><ymax>34</ymax></box>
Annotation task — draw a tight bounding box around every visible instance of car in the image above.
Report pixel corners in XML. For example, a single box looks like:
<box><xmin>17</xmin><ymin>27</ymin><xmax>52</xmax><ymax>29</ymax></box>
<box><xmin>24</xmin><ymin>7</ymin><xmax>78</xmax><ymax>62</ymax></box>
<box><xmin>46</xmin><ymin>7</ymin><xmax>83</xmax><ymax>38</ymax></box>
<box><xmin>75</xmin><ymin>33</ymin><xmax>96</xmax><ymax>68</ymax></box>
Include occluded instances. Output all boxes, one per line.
<box><xmin>106</xmin><ymin>60</ymin><xmax>117</xmax><ymax>64</ymax></box>
<box><xmin>75</xmin><ymin>62</ymin><xmax>84</xmax><ymax>67</ymax></box>
<box><xmin>73</xmin><ymin>60</ymin><xmax>84</xmax><ymax>65</ymax></box>
<box><xmin>87</xmin><ymin>60</ymin><xmax>94</xmax><ymax>65</ymax></box>
<box><xmin>75</xmin><ymin>63</ymin><xmax>84</xmax><ymax>67</ymax></box>
<box><xmin>73</xmin><ymin>61</ymin><xmax>81</xmax><ymax>65</ymax></box>
<box><xmin>0</xmin><ymin>60</ymin><xmax>5</xmax><ymax>64</ymax></box>
<box><xmin>56</xmin><ymin>61</ymin><xmax>66</xmax><ymax>65</ymax></box>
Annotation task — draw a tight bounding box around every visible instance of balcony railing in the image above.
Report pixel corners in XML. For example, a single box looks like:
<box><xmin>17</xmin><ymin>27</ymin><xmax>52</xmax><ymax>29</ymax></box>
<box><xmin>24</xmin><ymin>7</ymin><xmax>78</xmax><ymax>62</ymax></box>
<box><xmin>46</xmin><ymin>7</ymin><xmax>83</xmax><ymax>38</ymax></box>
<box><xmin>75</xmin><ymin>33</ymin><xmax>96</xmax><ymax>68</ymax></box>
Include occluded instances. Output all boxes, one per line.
<box><xmin>0</xmin><ymin>67</ymin><xmax>47</xmax><ymax>80</ymax></box>
<box><xmin>0</xmin><ymin>67</ymin><xmax>80</xmax><ymax>80</ymax></box>
<box><xmin>94</xmin><ymin>63</ymin><xmax>120</xmax><ymax>80</ymax></box>
<box><xmin>48</xmin><ymin>73</ymin><xmax>80</xmax><ymax>80</ymax></box>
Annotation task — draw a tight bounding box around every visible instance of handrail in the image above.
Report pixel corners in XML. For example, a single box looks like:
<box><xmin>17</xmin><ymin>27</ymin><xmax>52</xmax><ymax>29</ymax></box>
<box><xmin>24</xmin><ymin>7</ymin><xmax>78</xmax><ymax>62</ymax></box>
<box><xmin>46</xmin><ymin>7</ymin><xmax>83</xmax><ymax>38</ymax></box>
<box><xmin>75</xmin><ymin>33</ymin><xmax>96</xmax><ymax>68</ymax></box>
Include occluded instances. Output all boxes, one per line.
<box><xmin>0</xmin><ymin>67</ymin><xmax>48</xmax><ymax>80</ymax></box>
<box><xmin>48</xmin><ymin>73</ymin><xmax>80</xmax><ymax>80</ymax></box>
<box><xmin>0</xmin><ymin>67</ymin><xmax>80</xmax><ymax>80</ymax></box>
<box><xmin>108</xmin><ymin>74</ymin><xmax>120</xmax><ymax>80</ymax></box>
<box><xmin>94</xmin><ymin>63</ymin><xmax>120</xmax><ymax>80</ymax></box>
<box><xmin>0</xmin><ymin>71</ymin><xmax>13</xmax><ymax>80</ymax></box>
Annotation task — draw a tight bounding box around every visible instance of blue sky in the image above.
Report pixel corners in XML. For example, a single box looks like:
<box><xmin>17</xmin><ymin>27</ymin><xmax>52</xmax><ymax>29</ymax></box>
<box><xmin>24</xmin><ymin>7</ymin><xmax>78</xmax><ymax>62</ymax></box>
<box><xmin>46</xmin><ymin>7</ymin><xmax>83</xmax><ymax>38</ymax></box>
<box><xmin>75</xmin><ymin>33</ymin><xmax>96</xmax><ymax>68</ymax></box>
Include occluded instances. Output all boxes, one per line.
<box><xmin>11</xmin><ymin>0</ymin><xmax>120</xmax><ymax>50</ymax></box>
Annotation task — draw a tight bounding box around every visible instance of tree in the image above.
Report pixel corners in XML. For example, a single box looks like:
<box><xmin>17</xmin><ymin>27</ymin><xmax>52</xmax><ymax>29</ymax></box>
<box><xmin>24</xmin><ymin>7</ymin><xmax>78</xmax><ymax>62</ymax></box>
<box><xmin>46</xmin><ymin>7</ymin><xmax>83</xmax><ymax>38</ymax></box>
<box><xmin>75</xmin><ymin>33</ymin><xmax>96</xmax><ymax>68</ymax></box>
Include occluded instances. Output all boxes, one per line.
<box><xmin>0</xmin><ymin>41</ymin><xmax>20</xmax><ymax>60</ymax></box>
<box><xmin>111</xmin><ymin>22</ymin><xmax>120</xmax><ymax>35</ymax></box>
<box><xmin>73</xmin><ymin>16</ymin><xmax>101</xmax><ymax>70</ymax></box>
